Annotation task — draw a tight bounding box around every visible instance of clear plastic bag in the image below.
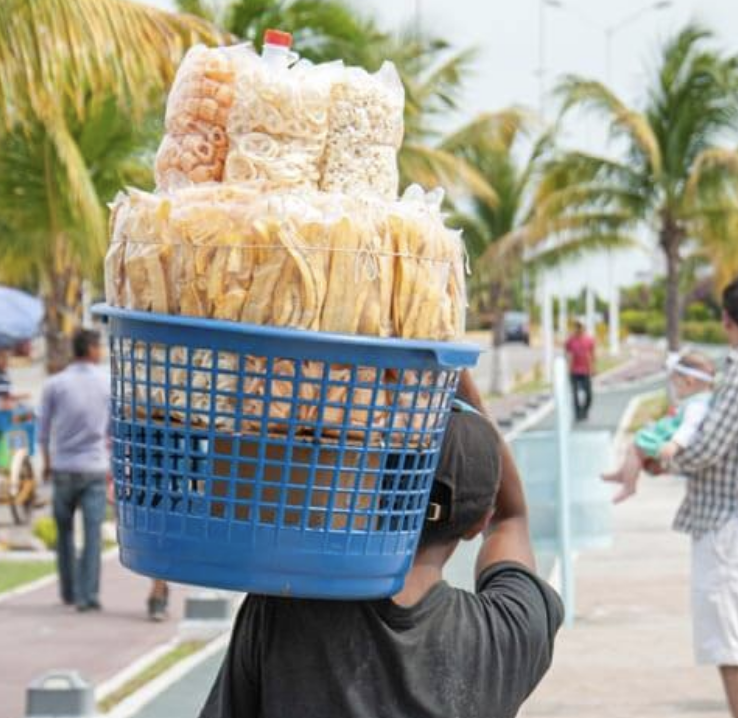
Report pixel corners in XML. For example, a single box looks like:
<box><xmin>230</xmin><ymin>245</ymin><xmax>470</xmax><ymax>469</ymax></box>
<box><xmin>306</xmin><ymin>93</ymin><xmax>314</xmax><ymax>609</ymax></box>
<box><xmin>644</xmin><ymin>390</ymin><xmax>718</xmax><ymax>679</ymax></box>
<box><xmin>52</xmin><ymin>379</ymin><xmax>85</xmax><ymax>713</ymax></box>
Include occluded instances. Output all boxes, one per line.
<box><xmin>320</xmin><ymin>144</ymin><xmax>399</xmax><ymax>199</ymax></box>
<box><xmin>319</xmin><ymin>62</ymin><xmax>404</xmax><ymax>199</ymax></box>
<box><xmin>154</xmin><ymin>45</ymin><xmax>239</xmax><ymax>189</ymax></box>
<box><xmin>224</xmin><ymin>55</ymin><xmax>336</xmax><ymax>191</ymax></box>
<box><xmin>105</xmin><ymin>186</ymin><xmax>466</xmax><ymax>341</ymax></box>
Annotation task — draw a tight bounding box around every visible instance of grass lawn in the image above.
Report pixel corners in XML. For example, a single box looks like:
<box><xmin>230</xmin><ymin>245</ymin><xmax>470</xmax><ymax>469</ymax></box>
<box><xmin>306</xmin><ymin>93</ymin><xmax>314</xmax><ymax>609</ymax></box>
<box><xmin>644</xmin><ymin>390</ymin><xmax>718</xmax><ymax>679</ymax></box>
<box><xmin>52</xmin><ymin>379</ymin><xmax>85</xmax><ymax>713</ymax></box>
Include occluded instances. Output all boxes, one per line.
<box><xmin>596</xmin><ymin>354</ymin><xmax>624</xmax><ymax>375</ymax></box>
<box><xmin>0</xmin><ymin>560</ymin><xmax>55</xmax><ymax>594</ymax></box>
<box><xmin>511</xmin><ymin>353</ymin><xmax>628</xmax><ymax>396</ymax></box>
<box><xmin>98</xmin><ymin>641</ymin><xmax>206</xmax><ymax>713</ymax></box>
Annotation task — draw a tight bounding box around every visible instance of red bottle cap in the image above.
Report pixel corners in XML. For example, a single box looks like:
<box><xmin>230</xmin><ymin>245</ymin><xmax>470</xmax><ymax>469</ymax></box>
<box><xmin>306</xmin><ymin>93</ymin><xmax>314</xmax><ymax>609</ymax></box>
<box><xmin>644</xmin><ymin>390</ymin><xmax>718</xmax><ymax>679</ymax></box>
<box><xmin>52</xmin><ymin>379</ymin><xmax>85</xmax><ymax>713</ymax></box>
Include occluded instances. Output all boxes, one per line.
<box><xmin>264</xmin><ymin>29</ymin><xmax>293</xmax><ymax>48</ymax></box>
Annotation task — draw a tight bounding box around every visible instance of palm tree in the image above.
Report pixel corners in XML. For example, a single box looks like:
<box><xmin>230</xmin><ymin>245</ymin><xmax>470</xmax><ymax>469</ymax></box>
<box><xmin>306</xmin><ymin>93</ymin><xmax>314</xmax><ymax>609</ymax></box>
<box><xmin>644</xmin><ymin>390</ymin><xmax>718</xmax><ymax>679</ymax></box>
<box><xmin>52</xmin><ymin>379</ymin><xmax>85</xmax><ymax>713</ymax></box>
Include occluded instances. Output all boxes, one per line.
<box><xmin>531</xmin><ymin>25</ymin><xmax>738</xmax><ymax>350</ymax></box>
<box><xmin>0</xmin><ymin>0</ymin><xmax>224</xmax><ymax>370</ymax></box>
<box><xmin>445</xmin><ymin>109</ymin><xmax>552</xmax><ymax>322</ymax></box>
<box><xmin>440</xmin><ymin>109</ymin><xmax>552</xmax><ymax>391</ymax></box>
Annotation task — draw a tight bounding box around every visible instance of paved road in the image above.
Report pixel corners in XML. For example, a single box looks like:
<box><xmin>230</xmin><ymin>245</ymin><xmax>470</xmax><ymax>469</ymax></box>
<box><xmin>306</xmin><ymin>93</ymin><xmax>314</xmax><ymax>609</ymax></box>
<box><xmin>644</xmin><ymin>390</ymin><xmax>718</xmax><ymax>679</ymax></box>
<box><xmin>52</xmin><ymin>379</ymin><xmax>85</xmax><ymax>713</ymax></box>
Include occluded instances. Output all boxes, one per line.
<box><xmin>0</xmin><ymin>557</ymin><xmax>186</xmax><ymax>718</ymax></box>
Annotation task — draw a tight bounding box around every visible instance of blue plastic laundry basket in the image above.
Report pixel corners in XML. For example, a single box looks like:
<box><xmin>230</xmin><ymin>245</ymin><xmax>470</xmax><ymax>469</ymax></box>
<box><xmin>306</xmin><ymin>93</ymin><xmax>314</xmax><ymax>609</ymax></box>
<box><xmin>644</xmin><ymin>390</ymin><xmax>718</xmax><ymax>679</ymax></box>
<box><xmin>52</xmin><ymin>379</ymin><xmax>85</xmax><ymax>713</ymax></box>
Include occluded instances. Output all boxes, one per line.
<box><xmin>94</xmin><ymin>305</ymin><xmax>480</xmax><ymax>599</ymax></box>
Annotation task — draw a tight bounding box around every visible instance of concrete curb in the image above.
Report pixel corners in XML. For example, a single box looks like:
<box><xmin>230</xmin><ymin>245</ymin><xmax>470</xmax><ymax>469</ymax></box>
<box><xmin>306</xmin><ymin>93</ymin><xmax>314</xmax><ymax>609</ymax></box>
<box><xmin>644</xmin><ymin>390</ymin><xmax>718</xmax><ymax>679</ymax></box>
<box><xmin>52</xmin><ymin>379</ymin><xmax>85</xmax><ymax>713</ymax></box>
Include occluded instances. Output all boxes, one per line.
<box><xmin>503</xmin><ymin>399</ymin><xmax>554</xmax><ymax>443</ymax></box>
<box><xmin>104</xmin><ymin>633</ymin><xmax>230</xmax><ymax>718</ymax></box>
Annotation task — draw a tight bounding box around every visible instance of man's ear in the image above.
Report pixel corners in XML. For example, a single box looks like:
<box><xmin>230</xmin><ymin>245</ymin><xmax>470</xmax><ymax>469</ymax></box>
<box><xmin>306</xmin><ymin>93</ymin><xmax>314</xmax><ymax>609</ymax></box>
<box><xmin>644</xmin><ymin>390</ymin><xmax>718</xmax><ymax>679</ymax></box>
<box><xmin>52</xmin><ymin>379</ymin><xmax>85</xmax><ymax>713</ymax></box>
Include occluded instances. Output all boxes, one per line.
<box><xmin>461</xmin><ymin>508</ymin><xmax>495</xmax><ymax>541</ymax></box>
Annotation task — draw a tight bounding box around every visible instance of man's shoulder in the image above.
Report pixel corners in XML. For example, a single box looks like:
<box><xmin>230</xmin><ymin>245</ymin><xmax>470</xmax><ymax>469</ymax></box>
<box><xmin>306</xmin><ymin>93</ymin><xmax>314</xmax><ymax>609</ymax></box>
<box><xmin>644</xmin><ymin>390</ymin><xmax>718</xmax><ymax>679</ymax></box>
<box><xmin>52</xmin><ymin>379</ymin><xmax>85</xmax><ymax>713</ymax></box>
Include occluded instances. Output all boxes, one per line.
<box><xmin>475</xmin><ymin>562</ymin><xmax>564</xmax><ymax>623</ymax></box>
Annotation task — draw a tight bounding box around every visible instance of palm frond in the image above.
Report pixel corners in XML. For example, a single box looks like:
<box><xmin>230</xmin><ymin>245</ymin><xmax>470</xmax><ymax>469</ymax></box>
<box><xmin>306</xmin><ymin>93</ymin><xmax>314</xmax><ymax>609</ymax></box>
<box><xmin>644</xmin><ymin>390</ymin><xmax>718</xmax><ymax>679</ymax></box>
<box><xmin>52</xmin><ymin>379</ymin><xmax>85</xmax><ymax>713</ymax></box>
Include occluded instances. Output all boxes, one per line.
<box><xmin>556</xmin><ymin>76</ymin><xmax>662</xmax><ymax>175</ymax></box>
<box><xmin>683</xmin><ymin>146</ymin><xmax>738</xmax><ymax>207</ymax></box>
<box><xmin>440</xmin><ymin>108</ymin><xmax>535</xmax><ymax>155</ymax></box>
<box><xmin>44</xmin><ymin>117</ymin><xmax>106</xmax><ymax>269</ymax></box>
<box><xmin>525</xmin><ymin>233</ymin><xmax>640</xmax><ymax>269</ymax></box>
<box><xmin>399</xmin><ymin>143</ymin><xmax>499</xmax><ymax>207</ymax></box>
<box><xmin>0</xmin><ymin>0</ymin><xmax>227</xmax><ymax>130</ymax></box>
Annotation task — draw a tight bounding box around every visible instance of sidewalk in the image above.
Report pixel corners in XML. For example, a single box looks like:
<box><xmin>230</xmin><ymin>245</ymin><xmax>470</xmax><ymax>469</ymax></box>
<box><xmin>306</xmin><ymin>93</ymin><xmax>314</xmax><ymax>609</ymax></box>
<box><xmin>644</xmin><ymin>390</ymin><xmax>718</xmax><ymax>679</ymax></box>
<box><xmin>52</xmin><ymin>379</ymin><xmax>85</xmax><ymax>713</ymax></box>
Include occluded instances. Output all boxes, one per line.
<box><xmin>0</xmin><ymin>557</ymin><xmax>184</xmax><ymax>718</ymax></box>
<box><xmin>520</xmin><ymin>354</ymin><xmax>730</xmax><ymax>718</ymax></box>
<box><xmin>521</xmin><ymin>474</ymin><xmax>725</xmax><ymax>718</ymax></box>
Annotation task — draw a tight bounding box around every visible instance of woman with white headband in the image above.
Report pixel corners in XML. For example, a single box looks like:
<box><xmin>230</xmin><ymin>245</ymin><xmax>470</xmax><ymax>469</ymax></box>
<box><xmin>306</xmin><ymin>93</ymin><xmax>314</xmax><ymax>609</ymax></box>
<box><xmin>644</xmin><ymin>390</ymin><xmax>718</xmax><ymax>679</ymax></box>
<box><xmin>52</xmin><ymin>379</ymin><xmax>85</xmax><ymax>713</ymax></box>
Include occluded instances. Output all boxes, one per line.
<box><xmin>602</xmin><ymin>351</ymin><xmax>715</xmax><ymax>503</ymax></box>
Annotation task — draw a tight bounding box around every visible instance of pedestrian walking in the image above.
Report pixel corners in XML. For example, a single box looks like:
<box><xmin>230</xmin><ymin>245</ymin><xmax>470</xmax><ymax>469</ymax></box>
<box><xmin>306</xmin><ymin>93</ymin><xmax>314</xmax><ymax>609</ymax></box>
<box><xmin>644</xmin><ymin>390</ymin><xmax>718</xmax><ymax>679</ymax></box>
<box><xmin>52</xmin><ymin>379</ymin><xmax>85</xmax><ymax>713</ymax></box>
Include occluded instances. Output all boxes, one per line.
<box><xmin>148</xmin><ymin>580</ymin><xmax>169</xmax><ymax>622</ymax></box>
<box><xmin>38</xmin><ymin>329</ymin><xmax>110</xmax><ymax>612</ymax></box>
<box><xmin>198</xmin><ymin>371</ymin><xmax>563</xmax><ymax>718</ymax></box>
<box><xmin>668</xmin><ymin>277</ymin><xmax>738</xmax><ymax>717</ymax></box>
<box><xmin>565</xmin><ymin>320</ymin><xmax>596</xmax><ymax>421</ymax></box>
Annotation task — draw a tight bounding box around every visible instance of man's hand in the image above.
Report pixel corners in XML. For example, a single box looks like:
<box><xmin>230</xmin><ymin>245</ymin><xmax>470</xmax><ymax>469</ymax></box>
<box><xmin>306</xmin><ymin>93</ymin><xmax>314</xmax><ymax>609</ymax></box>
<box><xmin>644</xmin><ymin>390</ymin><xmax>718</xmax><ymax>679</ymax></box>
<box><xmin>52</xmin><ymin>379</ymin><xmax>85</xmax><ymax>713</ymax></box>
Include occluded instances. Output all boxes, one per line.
<box><xmin>643</xmin><ymin>457</ymin><xmax>666</xmax><ymax>475</ymax></box>
<box><xmin>41</xmin><ymin>448</ymin><xmax>52</xmax><ymax>484</ymax></box>
<box><xmin>659</xmin><ymin>441</ymin><xmax>680</xmax><ymax>461</ymax></box>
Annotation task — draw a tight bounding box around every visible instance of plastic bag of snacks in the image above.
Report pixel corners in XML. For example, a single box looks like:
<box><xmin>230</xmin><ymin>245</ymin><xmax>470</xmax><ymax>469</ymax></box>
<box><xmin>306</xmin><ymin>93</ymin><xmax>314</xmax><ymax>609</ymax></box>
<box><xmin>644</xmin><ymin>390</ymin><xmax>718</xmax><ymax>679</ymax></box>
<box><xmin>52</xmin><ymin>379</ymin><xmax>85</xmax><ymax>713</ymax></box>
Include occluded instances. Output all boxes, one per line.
<box><xmin>388</xmin><ymin>186</ymin><xmax>467</xmax><ymax>341</ymax></box>
<box><xmin>224</xmin><ymin>46</ymin><xmax>338</xmax><ymax>191</ymax></box>
<box><xmin>105</xmin><ymin>186</ymin><xmax>466</xmax><ymax>341</ymax></box>
<box><xmin>319</xmin><ymin>62</ymin><xmax>404</xmax><ymax>199</ymax></box>
<box><xmin>154</xmin><ymin>45</ymin><xmax>240</xmax><ymax>189</ymax></box>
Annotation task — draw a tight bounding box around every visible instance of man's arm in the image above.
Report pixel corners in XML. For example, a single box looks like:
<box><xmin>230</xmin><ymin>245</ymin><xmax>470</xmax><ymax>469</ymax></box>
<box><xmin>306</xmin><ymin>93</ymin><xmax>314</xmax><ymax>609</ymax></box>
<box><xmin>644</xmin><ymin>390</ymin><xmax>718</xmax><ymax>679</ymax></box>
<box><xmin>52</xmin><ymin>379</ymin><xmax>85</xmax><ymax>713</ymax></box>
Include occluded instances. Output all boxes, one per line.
<box><xmin>456</xmin><ymin>371</ymin><xmax>536</xmax><ymax>576</ymax></box>
<box><xmin>671</xmin><ymin>373</ymin><xmax>738</xmax><ymax>473</ymax></box>
<box><xmin>589</xmin><ymin>339</ymin><xmax>596</xmax><ymax>374</ymax></box>
<box><xmin>37</xmin><ymin>382</ymin><xmax>53</xmax><ymax>482</ymax></box>
<box><xmin>475</xmin><ymin>438</ymin><xmax>535</xmax><ymax>576</ymax></box>
<box><xmin>456</xmin><ymin>368</ymin><xmax>487</xmax><ymax>415</ymax></box>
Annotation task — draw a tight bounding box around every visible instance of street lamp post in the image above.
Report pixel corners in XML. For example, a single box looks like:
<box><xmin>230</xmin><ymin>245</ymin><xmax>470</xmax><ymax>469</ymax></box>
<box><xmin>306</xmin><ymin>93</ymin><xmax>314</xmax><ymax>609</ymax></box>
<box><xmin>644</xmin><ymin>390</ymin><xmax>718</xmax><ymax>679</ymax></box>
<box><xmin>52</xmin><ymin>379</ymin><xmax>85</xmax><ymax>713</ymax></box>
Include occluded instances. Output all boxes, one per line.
<box><xmin>603</xmin><ymin>1</ymin><xmax>671</xmax><ymax>355</ymax></box>
<box><xmin>605</xmin><ymin>1</ymin><xmax>672</xmax><ymax>85</ymax></box>
<box><xmin>536</xmin><ymin>0</ymin><xmax>671</xmax><ymax>357</ymax></box>
<box><xmin>538</xmin><ymin>0</ymin><xmax>563</xmax><ymax>114</ymax></box>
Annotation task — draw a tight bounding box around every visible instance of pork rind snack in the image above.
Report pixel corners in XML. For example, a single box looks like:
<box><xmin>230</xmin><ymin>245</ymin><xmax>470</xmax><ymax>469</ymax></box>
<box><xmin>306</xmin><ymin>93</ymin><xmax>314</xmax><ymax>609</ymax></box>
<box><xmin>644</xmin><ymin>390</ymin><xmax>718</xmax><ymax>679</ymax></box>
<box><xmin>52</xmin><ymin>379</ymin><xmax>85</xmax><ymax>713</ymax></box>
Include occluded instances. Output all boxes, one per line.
<box><xmin>224</xmin><ymin>55</ymin><xmax>336</xmax><ymax>190</ymax></box>
<box><xmin>320</xmin><ymin>62</ymin><xmax>404</xmax><ymax>199</ymax></box>
<box><xmin>154</xmin><ymin>45</ymin><xmax>238</xmax><ymax>189</ymax></box>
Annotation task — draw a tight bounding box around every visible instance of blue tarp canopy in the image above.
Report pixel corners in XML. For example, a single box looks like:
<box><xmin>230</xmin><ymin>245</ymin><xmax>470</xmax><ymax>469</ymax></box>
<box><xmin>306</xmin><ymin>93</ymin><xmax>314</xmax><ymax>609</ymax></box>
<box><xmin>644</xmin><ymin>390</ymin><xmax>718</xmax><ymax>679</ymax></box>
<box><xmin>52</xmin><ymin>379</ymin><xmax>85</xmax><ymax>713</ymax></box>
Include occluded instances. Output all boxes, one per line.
<box><xmin>0</xmin><ymin>286</ymin><xmax>43</xmax><ymax>348</ymax></box>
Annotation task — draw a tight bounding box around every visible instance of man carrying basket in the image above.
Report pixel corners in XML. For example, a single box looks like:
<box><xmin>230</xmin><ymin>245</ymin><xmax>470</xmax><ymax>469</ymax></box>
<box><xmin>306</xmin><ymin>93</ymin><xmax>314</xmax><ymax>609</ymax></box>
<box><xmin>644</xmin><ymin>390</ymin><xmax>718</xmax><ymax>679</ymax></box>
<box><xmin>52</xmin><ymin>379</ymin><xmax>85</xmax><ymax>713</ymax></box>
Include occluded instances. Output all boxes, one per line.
<box><xmin>199</xmin><ymin>371</ymin><xmax>563</xmax><ymax>718</ymax></box>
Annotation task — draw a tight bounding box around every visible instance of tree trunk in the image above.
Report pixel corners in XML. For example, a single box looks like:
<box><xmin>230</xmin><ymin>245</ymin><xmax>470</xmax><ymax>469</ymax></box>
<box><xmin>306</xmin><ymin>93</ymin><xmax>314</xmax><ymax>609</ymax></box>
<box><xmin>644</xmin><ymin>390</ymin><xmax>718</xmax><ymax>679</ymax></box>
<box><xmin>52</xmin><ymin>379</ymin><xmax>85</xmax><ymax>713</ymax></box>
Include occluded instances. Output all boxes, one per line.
<box><xmin>489</xmin><ymin>279</ymin><xmax>507</xmax><ymax>395</ymax></box>
<box><xmin>660</xmin><ymin>215</ymin><xmax>683</xmax><ymax>352</ymax></box>
<box><xmin>44</xmin><ymin>237</ymin><xmax>83</xmax><ymax>374</ymax></box>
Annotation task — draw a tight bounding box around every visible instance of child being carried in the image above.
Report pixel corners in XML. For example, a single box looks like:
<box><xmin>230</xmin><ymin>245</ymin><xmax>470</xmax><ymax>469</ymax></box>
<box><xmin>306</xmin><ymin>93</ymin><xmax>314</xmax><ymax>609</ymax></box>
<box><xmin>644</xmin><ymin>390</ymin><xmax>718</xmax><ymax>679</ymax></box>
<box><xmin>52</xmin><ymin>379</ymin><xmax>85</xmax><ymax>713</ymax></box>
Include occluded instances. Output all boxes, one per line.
<box><xmin>602</xmin><ymin>351</ymin><xmax>715</xmax><ymax>503</ymax></box>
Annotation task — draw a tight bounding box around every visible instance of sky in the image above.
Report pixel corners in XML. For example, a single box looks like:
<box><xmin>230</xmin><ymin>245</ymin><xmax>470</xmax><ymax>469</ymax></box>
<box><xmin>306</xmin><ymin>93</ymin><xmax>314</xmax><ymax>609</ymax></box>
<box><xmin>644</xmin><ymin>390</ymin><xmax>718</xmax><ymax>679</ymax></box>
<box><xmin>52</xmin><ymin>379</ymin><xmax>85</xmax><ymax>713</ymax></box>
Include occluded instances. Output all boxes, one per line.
<box><xmin>140</xmin><ymin>0</ymin><xmax>738</xmax><ymax>298</ymax></box>
<box><xmin>353</xmin><ymin>0</ymin><xmax>735</xmax><ymax>118</ymax></box>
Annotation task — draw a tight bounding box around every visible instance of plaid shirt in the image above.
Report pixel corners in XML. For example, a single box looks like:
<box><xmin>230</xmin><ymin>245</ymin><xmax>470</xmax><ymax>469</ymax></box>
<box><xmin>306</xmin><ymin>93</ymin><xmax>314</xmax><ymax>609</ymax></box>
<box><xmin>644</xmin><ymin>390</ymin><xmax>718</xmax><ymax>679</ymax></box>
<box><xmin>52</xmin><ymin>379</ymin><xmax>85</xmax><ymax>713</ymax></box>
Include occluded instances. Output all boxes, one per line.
<box><xmin>671</xmin><ymin>349</ymin><xmax>738</xmax><ymax>538</ymax></box>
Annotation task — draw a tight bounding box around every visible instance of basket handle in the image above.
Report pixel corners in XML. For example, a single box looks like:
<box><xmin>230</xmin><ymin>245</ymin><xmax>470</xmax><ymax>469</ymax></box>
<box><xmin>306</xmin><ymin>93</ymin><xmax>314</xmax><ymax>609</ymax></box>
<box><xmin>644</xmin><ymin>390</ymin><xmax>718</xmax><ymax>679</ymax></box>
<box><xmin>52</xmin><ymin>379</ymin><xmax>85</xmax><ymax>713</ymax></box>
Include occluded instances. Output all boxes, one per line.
<box><xmin>427</xmin><ymin>346</ymin><xmax>481</xmax><ymax>370</ymax></box>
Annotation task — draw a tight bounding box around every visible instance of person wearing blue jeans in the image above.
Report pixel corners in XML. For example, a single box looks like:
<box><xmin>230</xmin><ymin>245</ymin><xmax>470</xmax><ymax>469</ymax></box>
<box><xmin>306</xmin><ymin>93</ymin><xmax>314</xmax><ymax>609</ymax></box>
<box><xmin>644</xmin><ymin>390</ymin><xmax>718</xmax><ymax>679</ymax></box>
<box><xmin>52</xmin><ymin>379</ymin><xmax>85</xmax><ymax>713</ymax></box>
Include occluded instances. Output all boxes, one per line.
<box><xmin>52</xmin><ymin>472</ymin><xmax>107</xmax><ymax>607</ymax></box>
<box><xmin>38</xmin><ymin>329</ymin><xmax>110</xmax><ymax>611</ymax></box>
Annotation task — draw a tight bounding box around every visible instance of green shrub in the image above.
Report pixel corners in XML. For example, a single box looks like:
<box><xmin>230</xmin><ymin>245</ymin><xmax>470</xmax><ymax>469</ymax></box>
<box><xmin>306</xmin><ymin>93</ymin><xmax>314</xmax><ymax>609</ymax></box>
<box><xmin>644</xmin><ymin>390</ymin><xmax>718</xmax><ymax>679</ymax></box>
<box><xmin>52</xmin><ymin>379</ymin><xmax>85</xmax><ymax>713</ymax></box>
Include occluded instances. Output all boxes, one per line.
<box><xmin>682</xmin><ymin>321</ymin><xmax>725</xmax><ymax>345</ymax></box>
<box><xmin>33</xmin><ymin>517</ymin><xmax>57</xmax><ymax>550</ymax></box>
<box><xmin>684</xmin><ymin>303</ymin><xmax>716</xmax><ymax>322</ymax></box>
<box><xmin>644</xmin><ymin>315</ymin><xmax>667</xmax><ymax>337</ymax></box>
<box><xmin>621</xmin><ymin>309</ymin><xmax>651</xmax><ymax>334</ymax></box>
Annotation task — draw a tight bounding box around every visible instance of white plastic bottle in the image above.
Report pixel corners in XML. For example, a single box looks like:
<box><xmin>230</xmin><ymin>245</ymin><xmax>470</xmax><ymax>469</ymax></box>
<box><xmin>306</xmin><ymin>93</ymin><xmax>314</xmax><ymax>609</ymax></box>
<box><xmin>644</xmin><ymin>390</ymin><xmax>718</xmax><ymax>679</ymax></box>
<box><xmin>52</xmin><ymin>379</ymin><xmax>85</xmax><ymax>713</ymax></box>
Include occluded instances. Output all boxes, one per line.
<box><xmin>262</xmin><ymin>29</ymin><xmax>298</xmax><ymax>69</ymax></box>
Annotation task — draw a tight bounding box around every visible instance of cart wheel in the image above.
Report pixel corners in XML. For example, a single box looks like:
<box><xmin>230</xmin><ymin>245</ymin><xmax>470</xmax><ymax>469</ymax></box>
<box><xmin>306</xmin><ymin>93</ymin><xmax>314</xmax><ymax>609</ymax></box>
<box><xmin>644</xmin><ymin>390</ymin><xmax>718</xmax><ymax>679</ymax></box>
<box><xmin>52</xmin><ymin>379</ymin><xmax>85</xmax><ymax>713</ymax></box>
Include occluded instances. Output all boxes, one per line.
<box><xmin>9</xmin><ymin>449</ymin><xmax>36</xmax><ymax>526</ymax></box>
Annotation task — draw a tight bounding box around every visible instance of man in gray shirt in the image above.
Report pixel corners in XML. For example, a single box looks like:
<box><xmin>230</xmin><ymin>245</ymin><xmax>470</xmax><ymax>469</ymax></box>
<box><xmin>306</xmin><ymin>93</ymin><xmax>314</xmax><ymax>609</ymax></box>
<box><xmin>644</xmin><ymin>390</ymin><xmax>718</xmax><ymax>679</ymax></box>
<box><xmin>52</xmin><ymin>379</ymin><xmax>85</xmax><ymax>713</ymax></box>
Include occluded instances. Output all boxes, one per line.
<box><xmin>38</xmin><ymin>329</ymin><xmax>110</xmax><ymax>611</ymax></box>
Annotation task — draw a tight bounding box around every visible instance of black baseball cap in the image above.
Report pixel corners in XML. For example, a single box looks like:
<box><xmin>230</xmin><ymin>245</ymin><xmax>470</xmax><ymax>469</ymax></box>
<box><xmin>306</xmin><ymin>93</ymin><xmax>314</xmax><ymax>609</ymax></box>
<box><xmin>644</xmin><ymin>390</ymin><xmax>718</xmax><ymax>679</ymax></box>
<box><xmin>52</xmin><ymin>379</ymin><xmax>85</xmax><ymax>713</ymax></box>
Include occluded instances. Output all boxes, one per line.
<box><xmin>422</xmin><ymin>400</ymin><xmax>502</xmax><ymax>545</ymax></box>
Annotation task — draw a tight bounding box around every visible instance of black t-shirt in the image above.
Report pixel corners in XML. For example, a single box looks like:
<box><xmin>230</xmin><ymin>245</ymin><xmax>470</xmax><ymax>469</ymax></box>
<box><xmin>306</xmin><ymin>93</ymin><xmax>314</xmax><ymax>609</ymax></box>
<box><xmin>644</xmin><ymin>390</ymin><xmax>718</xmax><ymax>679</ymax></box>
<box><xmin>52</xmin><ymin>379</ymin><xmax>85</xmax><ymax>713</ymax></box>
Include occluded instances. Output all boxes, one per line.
<box><xmin>199</xmin><ymin>562</ymin><xmax>564</xmax><ymax>718</ymax></box>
